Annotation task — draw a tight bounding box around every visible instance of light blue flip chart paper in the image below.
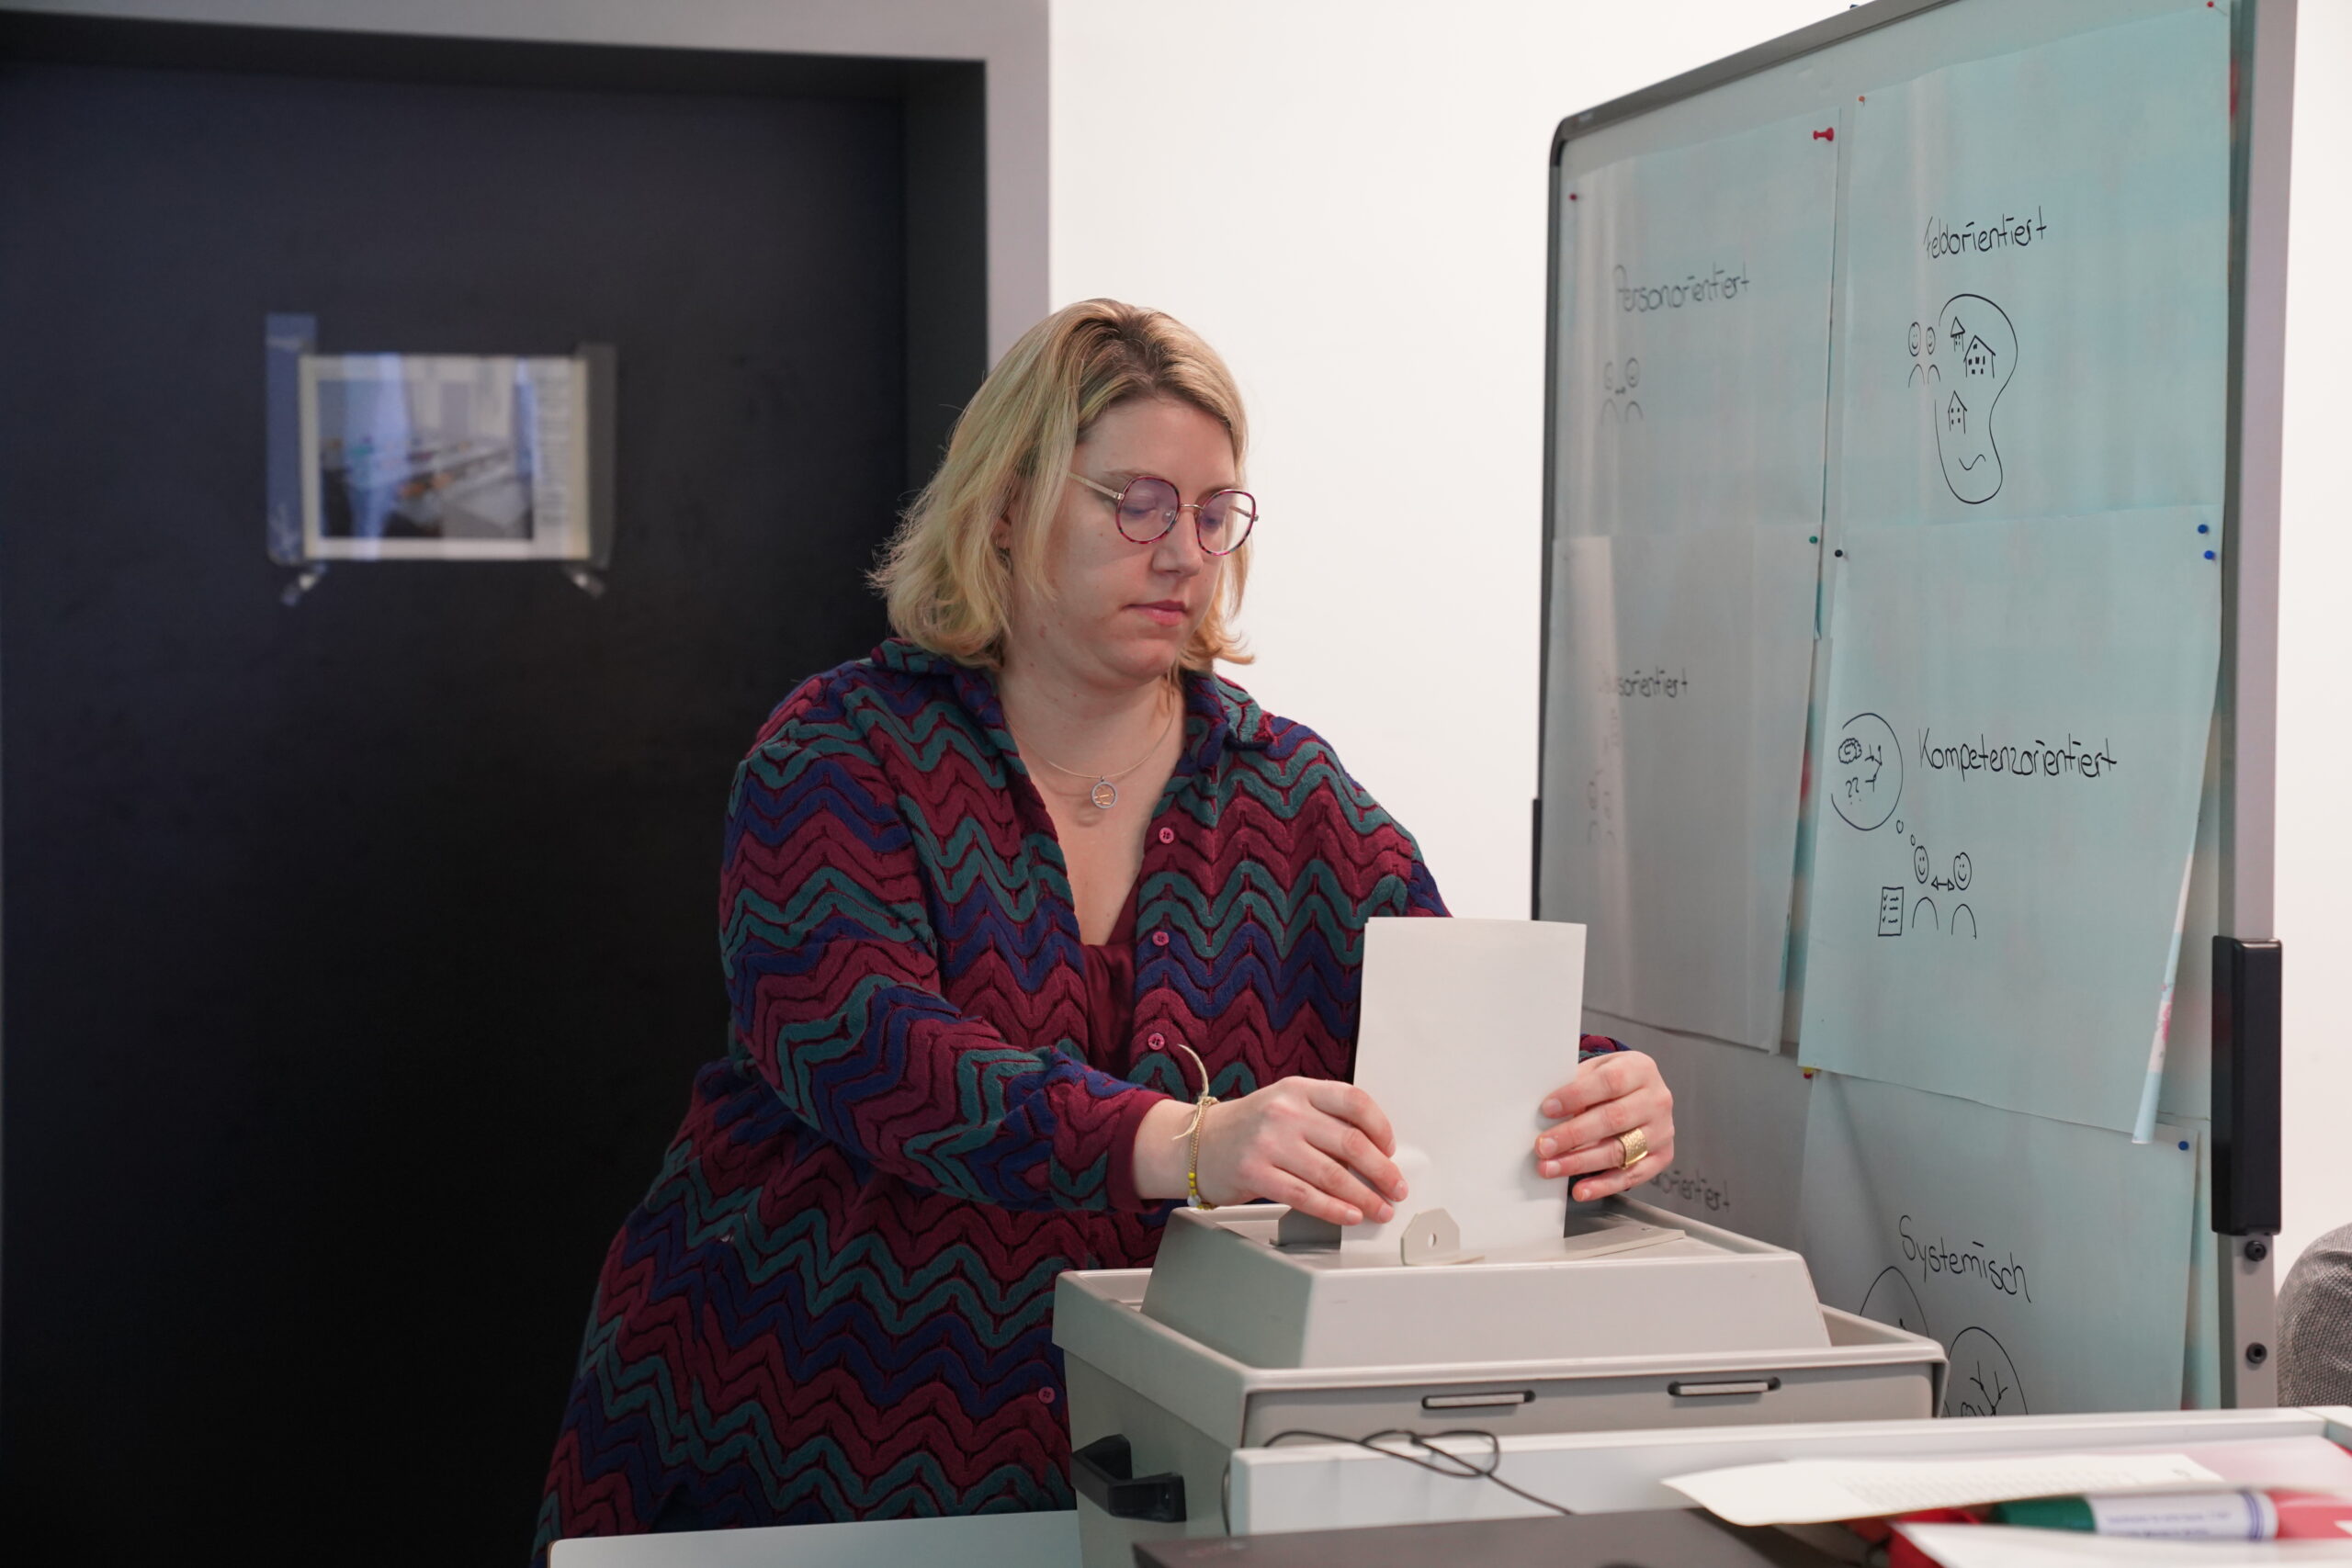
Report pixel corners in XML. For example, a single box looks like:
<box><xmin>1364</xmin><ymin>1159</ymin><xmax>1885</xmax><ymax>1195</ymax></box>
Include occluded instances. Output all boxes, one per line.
<box><xmin>1558</xmin><ymin>113</ymin><xmax>1838</xmax><ymax>536</ymax></box>
<box><xmin>1798</xmin><ymin>511</ymin><xmax>2220</xmax><ymax>1133</ymax></box>
<box><xmin>1544</xmin><ymin>527</ymin><xmax>1820</xmax><ymax>1047</ymax></box>
<box><xmin>2157</xmin><ymin>721</ymin><xmax>2224</xmax><ymax>1125</ymax></box>
<box><xmin>1839</xmin><ymin>5</ymin><xmax>2229</xmax><ymax>525</ymax></box>
<box><xmin>1801</xmin><ymin>1073</ymin><xmax>2196</xmax><ymax>1417</ymax></box>
<box><xmin>1598</xmin><ymin>1017</ymin><xmax>1813</xmax><ymax>1251</ymax></box>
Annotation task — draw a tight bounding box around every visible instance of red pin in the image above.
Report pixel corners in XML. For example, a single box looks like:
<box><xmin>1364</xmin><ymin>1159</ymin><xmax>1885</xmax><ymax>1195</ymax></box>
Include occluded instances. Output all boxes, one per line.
<box><xmin>1813</xmin><ymin>127</ymin><xmax>1836</xmax><ymax>141</ymax></box>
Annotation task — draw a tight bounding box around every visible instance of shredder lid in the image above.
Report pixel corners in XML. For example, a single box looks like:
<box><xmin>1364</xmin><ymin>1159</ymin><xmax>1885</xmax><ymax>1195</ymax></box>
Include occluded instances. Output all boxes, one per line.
<box><xmin>1137</xmin><ymin>1201</ymin><xmax>1835</xmax><ymax>1370</ymax></box>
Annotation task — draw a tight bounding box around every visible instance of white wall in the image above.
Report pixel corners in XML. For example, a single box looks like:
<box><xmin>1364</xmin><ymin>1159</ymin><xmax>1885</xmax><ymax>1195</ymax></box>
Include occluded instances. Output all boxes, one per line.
<box><xmin>1055</xmin><ymin>1</ymin><xmax>2352</xmax><ymax>1272</ymax></box>
<box><xmin>1051</xmin><ymin>0</ymin><xmax>1839</xmax><ymax>919</ymax></box>
<box><xmin>2274</xmin><ymin>0</ymin><xmax>2352</xmax><ymax>1280</ymax></box>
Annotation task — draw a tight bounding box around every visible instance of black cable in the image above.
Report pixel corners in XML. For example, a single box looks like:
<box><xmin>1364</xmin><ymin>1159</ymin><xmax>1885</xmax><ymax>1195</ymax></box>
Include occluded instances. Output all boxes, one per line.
<box><xmin>1258</xmin><ymin>1427</ymin><xmax>1577</xmax><ymax>1518</ymax></box>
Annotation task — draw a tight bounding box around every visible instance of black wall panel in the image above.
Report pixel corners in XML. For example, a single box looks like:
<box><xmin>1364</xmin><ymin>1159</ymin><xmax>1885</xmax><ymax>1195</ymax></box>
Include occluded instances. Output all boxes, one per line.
<box><xmin>0</xmin><ymin>46</ymin><xmax>923</xmax><ymax>1561</ymax></box>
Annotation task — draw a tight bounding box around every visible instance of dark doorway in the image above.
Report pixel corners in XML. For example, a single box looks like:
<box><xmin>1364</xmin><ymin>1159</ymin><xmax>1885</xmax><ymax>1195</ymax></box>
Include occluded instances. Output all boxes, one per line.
<box><xmin>0</xmin><ymin>18</ymin><xmax>983</xmax><ymax>1562</ymax></box>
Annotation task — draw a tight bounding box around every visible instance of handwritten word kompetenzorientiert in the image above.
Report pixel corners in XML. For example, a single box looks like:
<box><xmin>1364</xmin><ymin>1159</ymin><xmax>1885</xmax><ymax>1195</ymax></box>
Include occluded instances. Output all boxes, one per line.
<box><xmin>1924</xmin><ymin>206</ymin><xmax>2049</xmax><ymax>259</ymax></box>
<box><xmin>1901</xmin><ymin>1215</ymin><xmax>2033</xmax><ymax>1303</ymax></box>
<box><xmin>1917</xmin><ymin>729</ymin><xmax>2118</xmax><ymax>781</ymax></box>
<box><xmin>1613</xmin><ymin>264</ymin><xmax>1750</xmax><ymax>312</ymax></box>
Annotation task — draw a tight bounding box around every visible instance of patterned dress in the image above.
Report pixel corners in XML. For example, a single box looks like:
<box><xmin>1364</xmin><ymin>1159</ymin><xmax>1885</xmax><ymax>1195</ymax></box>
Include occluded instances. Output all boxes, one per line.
<box><xmin>535</xmin><ymin>639</ymin><xmax>1616</xmax><ymax>1553</ymax></box>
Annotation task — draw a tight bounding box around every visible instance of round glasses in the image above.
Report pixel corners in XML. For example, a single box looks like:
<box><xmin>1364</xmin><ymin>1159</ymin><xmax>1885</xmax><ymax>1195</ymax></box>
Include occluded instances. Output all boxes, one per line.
<box><xmin>1069</xmin><ymin>472</ymin><xmax>1257</xmax><ymax>556</ymax></box>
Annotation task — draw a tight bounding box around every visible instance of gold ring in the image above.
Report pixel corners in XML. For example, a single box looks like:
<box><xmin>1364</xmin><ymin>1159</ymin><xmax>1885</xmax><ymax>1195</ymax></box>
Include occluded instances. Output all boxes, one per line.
<box><xmin>1616</xmin><ymin>1127</ymin><xmax>1649</xmax><ymax>1169</ymax></box>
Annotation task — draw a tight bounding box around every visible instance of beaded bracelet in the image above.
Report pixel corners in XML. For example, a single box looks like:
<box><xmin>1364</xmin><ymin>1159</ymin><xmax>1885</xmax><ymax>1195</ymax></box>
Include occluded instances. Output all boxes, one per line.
<box><xmin>1170</xmin><ymin>1042</ymin><xmax>1218</xmax><ymax>1211</ymax></box>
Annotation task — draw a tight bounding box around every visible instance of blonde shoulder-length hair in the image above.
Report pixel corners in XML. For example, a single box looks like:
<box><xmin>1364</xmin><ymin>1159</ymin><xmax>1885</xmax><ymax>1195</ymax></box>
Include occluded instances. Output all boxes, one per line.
<box><xmin>872</xmin><ymin>298</ymin><xmax>1251</xmax><ymax>672</ymax></box>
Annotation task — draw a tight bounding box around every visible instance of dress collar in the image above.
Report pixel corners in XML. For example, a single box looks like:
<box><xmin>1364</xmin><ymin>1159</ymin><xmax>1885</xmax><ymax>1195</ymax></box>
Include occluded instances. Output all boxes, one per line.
<box><xmin>874</xmin><ymin>638</ymin><xmax>1272</xmax><ymax>769</ymax></box>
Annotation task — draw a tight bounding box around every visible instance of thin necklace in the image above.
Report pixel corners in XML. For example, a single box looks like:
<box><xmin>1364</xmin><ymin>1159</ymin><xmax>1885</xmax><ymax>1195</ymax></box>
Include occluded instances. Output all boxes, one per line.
<box><xmin>1020</xmin><ymin>693</ymin><xmax>1180</xmax><ymax>810</ymax></box>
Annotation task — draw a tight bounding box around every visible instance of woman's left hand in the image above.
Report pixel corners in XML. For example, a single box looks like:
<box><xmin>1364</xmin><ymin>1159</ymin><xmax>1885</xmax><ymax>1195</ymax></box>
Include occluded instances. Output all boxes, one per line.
<box><xmin>1532</xmin><ymin>1050</ymin><xmax>1675</xmax><ymax>1203</ymax></box>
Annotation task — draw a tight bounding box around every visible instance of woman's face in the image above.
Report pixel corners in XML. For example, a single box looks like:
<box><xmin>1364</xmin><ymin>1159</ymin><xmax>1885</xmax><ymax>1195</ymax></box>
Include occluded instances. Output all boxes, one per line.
<box><xmin>999</xmin><ymin>396</ymin><xmax>1238</xmax><ymax>691</ymax></box>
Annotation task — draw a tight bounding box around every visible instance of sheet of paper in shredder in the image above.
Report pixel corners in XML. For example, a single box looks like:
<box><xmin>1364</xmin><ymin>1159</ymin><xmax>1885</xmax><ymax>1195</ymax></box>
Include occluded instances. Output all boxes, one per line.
<box><xmin>1557</xmin><ymin>111</ymin><xmax>1838</xmax><ymax>538</ymax></box>
<box><xmin>1351</xmin><ymin>918</ymin><xmax>1586</xmax><ymax>1258</ymax></box>
<box><xmin>1800</xmin><ymin>1072</ymin><xmax>2196</xmax><ymax>1419</ymax></box>
<box><xmin>1798</xmin><ymin>510</ymin><xmax>2219</xmax><ymax>1133</ymax></box>
<box><xmin>1838</xmin><ymin>4</ymin><xmax>2229</xmax><ymax>527</ymax></box>
<box><xmin>1543</xmin><ymin>526</ymin><xmax>1819</xmax><ymax>1047</ymax></box>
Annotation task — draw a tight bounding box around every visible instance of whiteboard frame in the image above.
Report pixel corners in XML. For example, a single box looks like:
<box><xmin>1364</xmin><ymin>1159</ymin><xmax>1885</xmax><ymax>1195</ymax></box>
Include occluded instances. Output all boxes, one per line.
<box><xmin>1534</xmin><ymin>0</ymin><xmax>2293</xmax><ymax>1405</ymax></box>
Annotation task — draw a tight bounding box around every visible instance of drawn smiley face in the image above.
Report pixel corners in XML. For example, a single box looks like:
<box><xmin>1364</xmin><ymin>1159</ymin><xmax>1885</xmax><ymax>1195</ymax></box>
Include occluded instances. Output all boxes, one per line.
<box><xmin>1914</xmin><ymin>844</ymin><xmax>1931</xmax><ymax>884</ymax></box>
<box><xmin>1930</xmin><ymin>294</ymin><xmax>2017</xmax><ymax>504</ymax></box>
<box><xmin>1830</xmin><ymin>712</ymin><xmax>1904</xmax><ymax>832</ymax></box>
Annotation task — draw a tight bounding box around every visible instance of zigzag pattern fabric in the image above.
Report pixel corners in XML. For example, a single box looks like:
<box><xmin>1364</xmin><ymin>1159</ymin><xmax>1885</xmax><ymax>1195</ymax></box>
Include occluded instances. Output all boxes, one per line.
<box><xmin>535</xmin><ymin>640</ymin><xmax>1611</xmax><ymax>1555</ymax></box>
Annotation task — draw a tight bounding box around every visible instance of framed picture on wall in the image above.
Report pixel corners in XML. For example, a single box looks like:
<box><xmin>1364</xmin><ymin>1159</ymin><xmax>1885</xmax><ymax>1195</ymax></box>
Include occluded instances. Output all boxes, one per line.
<box><xmin>296</xmin><ymin>352</ymin><xmax>596</xmax><ymax>560</ymax></box>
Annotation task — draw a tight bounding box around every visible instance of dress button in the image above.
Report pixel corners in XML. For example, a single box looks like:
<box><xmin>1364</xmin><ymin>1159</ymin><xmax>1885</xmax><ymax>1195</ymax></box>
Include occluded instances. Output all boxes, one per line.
<box><xmin>1157</xmin><ymin>826</ymin><xmax>1175</xmax><ymax>844</ymax></box>
<box><xmin>1148</xmin><ymin>1031</ymin><xmax>1165</xmax><ymax>1049</ymax></box>
<box><xmin>1153</xmin><ymin>931</ymin><xmax>1170</xmax><ymax>947</ymax></box>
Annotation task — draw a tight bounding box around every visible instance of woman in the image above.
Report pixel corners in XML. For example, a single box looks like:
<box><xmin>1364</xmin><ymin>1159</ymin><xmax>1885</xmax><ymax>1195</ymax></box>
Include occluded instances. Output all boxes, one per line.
<box><xmin>535</xmin><ymin>299</ymin><xmax>1675</xmax><ymax>1551</ymax></box>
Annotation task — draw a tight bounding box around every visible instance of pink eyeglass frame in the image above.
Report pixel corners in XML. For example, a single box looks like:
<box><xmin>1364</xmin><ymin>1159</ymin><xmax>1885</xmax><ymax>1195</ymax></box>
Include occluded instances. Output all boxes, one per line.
<box><xmin>1068</xmin><ymin>471</ymin><xmax>1257</xmax><ymax>556</ymax></box>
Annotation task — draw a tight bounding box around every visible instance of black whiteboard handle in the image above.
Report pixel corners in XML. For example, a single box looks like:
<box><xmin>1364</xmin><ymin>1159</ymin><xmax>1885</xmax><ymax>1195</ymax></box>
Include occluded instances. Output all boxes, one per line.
<box><xmin>2212</xmin><ymin>937</ymin><xmax>2284</xmax><ymax>1237</ymax></box>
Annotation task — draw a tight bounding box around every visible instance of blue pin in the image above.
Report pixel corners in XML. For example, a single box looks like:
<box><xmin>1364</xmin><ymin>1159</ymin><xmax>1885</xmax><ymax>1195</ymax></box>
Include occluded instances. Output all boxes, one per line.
<box><xmin>2178</xmin><ymin>1139</ymin><xmax>2191</xmax><ymax>1152</ymax></box>
<box><xmin>2205</xmin><ymin>550</ymin><xmax>2216</xmax><ymax>560</ymax></box>
<box><xmin>2198</xmin><ymin>524</ymin><xmax>2210</xmax><ymax>534</ymax></box>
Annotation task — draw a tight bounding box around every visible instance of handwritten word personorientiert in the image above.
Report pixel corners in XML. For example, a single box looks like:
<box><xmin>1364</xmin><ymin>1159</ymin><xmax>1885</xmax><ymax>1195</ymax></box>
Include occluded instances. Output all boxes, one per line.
<box><xmin>1613</xmin><ymin>263</ymin><xmax>1750</xmax><ymax>312</ymax></box>
<box><xmin>1917</xmin><ymin>729</ymin><xmax>2119</xmax><ymax>782</ymax></box>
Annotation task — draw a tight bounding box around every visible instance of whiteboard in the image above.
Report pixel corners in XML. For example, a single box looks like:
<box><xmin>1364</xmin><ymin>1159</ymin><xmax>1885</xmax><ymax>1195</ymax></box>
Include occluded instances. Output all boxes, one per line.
<box><xmin>1537</xmin><ymin>0</ymin><xmax>2283</xmax><ymax>1410</ymax></box>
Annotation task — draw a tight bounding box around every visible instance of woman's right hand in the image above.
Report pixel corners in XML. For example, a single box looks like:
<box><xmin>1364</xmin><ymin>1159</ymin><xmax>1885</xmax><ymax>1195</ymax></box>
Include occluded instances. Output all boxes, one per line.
<box><xmin>1138</xmin><ymin>1077</ymin><xmax>1408</xmax><ymax>1225</ymax></box>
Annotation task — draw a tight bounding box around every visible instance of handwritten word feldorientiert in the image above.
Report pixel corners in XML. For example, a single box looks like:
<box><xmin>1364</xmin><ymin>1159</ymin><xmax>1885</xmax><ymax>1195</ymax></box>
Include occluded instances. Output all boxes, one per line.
<box><xmin>1923</xmin><ymin>205</ymin><xmax>2050</xmax><ymax>259</ymax></box>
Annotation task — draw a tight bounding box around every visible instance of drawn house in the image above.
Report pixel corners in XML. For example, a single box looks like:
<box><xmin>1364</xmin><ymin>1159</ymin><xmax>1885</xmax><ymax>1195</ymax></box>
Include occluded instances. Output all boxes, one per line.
<box><xmin>1946</xmin><ymin>390</ymin><xmax>1969</xmax><ymax>432</ymax></box>
<box><xmin>1962</xmin><ymin>333</ymin><xmax>1996</xmax><ymax>378</ymax></box>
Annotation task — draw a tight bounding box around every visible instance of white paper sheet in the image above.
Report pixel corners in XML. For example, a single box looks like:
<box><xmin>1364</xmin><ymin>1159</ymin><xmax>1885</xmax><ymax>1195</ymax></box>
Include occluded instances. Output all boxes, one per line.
<box><xmin>1558</xmin><ymin>112</ymin><xmax>1838</xmax><ymax>536</ymax></box>
<box><xmin>1797</xmin><ymin>511</ymin><xmax>2220</xmax><ymax>1132</ymax></box>
<box><xmin>1838</xmin><ymin>5</ymin><xmax>2230</xmax><ymax>526</ymax></box>
<box><xmin>1800</xmin><ymin>1073</ymin><xmax>2197</xmax><ymax>1417</ymax></box>
<box><xmin>1900</xmin><ymin>1526</ymin><xmax>2352</xmax><ymax>1568</ymax></box>
<box><xmin>1666</xmin><ymin>1451</ymin><xmax>2221</xmax><ymax>1527</ymax></box>
<box><xmin>1542</xmin><ymin>527</ymin><xmax>1820</xmax><ymax>1047</ymax></box>
<box><xmin>1589</xmin><ymin>1015</ymin><xmax>1813</xmax><ymax>1250</ymax></box>
<box><xmin>1350</xmin><ymin>919</ymin><xmax>1586</xmax><ymax>1258</ymax></box>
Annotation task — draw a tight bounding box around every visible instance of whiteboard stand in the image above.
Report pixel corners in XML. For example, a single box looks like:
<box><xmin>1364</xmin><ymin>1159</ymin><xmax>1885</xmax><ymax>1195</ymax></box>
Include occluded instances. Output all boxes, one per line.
<box><xmin>1536</xmin><ymin>0</ymin><xmax>2296</xmax><ymax>1410</ymax></box>
<box><xmin>2213</xmin><ymin>0</ymin><xmax>2295</xmax><ymax>1411</ymax></box>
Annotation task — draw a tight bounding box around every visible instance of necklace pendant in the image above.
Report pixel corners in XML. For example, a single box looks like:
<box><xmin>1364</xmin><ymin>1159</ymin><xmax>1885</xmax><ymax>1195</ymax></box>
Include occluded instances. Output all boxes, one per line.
<box><xmin>1089</xmin><ymin>778</ymin><xmax>1119</xmax><ymax>809</ymax></box>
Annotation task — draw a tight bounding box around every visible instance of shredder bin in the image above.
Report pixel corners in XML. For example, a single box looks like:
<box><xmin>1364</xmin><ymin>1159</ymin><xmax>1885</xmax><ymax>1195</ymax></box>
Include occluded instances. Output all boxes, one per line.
<box><xmin>1053</xmin><ymin>1200</ymin><xmax>1945</xmax><ymax>1567</ymax></box>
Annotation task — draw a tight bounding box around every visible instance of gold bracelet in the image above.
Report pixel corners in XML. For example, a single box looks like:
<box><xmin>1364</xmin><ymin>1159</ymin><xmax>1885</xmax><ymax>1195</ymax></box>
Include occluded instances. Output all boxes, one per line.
<box><xmin>1170</xmin><ymin>1042</ymin><xmax>1218</xmax><ymax>1211</ymax></box>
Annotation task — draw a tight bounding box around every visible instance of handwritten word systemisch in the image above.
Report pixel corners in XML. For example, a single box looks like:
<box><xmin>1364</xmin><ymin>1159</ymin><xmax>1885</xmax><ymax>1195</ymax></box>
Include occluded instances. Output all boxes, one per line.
<box><xmin>1900</xmin><ymin>1215</ymin><xmax>2033</xmax><ymax>1303</ymax></box>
